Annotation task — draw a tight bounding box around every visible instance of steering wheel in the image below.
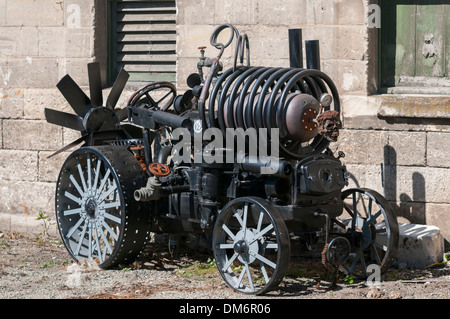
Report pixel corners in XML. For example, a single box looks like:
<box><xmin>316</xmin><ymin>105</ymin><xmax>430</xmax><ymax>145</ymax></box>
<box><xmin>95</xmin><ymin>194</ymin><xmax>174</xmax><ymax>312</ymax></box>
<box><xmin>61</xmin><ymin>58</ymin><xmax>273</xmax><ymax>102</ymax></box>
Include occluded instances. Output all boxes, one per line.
<box><xmin>127</xmin><ymin>81</ymin><xmax>177</xmax><ymax>111</ymax></box>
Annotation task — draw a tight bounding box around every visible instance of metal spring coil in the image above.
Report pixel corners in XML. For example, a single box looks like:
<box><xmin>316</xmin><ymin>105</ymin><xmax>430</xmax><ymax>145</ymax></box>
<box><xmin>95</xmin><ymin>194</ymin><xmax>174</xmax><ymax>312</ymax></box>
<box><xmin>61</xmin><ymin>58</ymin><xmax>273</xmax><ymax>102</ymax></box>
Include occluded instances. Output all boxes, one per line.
<box><xmin>202</xmin><ymin>66</ymin><xmax>341</xmax><ymax>159</ymax></box>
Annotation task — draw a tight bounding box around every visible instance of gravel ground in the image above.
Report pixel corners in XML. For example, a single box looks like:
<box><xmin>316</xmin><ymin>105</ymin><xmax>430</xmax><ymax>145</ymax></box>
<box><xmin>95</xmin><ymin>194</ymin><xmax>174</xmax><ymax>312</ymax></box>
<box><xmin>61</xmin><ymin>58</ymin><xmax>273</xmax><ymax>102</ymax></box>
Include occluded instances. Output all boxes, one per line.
<box><xmin>1</xmin><ymin>231</ymin><xmax>450</xmax><ymax>302</ymax></box>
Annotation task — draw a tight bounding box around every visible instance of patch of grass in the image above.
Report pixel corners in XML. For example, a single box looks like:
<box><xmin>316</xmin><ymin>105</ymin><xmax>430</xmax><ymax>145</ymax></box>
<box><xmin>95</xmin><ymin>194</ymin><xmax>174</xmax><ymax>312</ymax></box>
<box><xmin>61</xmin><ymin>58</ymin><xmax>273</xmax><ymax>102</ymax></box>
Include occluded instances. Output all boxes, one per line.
<box><xmin>176</xmin><ymin>258</ymin><xmax>218</xmax><ymax>278</ymax></box>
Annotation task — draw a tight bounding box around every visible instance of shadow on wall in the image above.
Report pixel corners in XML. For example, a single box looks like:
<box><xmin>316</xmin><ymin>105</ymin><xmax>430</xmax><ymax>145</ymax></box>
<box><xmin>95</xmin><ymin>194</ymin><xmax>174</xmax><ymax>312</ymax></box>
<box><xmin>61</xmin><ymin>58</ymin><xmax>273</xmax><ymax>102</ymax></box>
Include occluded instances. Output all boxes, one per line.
<box><xmin>383</xmin><ymin>145</ymin><xmax>425</xmax><ymax>224</ymax></box>
<box><xmin>383</xmin><ymin>145</ymin><xmax>449</xmax><ymax>249</ymax></box>
<box><xmin>346</xmin><ymin>144</ymin><xmax>448</xmax><ymax>249</ymax></box>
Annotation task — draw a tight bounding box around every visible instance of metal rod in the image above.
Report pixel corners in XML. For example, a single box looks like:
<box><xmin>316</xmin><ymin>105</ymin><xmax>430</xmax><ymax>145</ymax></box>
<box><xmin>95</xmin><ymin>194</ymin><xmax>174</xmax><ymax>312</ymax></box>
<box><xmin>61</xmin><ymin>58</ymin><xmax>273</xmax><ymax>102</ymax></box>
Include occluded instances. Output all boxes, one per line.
<box><xmin>305</xmin><ymin>40</ymin><xmax>321</xmax><ymax>70</ymax></box>
<box><xmin>288</xmin><ymin>29</ymin><xmax>303</xmax><ymax>68</ymax></box>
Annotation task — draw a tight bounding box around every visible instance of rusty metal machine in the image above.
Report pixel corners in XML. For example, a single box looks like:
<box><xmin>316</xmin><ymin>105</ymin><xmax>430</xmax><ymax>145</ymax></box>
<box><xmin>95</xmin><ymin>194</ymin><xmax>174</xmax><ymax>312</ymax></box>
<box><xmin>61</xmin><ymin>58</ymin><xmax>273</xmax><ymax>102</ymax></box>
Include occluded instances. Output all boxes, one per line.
<box><xmin>44</xmin><ymin>24</ymin><xmax>399</xmax><ymax>295</ymax></box>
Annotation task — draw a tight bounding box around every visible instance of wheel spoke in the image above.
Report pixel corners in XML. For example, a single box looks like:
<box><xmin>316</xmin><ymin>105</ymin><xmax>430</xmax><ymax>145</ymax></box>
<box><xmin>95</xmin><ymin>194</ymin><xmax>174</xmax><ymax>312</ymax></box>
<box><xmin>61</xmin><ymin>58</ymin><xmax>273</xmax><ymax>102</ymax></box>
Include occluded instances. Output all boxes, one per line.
<box><xmin>93</xmin><ymin>225</ymin><xmax>103</xmax><ymax>263</ymax></box>
<box><xmin>236</xmin><ymin>263</ymin><xmax>247</xmax><ymax>288</ymax></box>
<box><xmin>364</xmin><ymin>210</ymin><xmax>382</xmax><ymax>229</ymax></box>
<box><xmin>98</xmin><ymin>184</ymin><xmax>117</xmax><ymax>203</ymax></box>
<box><xmin>66</xmin><ymin>215</ymin><xmax>86</xmax><ymax>239</ymax></box>
<box><xmin>370</xmin><ymin>243</ymin><xmax>382</xmax><ymax>264</ymax></box>
<box><xmin>101</xmin><ymin>220</ymin><xmax>119</xmax><ymax>241</ymax></box>
<box><xmin>351</xmin><ymin>192</ymin><xmax>357</xmax><ymax>230</ymax></box>
<box><xmin>249</xmin><ymin>224</ymin><xmax>273</xmax><ymax>245</ymax></box>
<box><xmin>244</xmin><ymin>261</ymin><xmax>255</xmax><ymax>292</ymax></box>
<box><xmin>74</xmin><ymin>220</ymin><xmax>88</xmax><ymax>256</ymax></box>
<box><xmin>64</xmin><ymin>191</ymin><xmax>83</xmax><ymax>205</ymax></box>
<box><xmin>100</xmin><ymin>201</ymin><xmax>121</xmax><ymax>210</ymax></box>
<box><xmin>103</xmin><ymin>211</ymin><xmax>122</xmax><ymax>224</ymax></box>
<box><xmin>93</xmin><ymin>159</ymin><xmax>102</xmax><ymax>194</ymax></box>
<box><xmin>219</xmin><ymin>244</ymin><xmax>234</xmax><ymax>249</ymax></box>
<box><xmin>222</xmin><ymin>252</ymin><xmax>239</xmax><ymax>272</ymax></box>
<box><xmin>96</xmin><ymin>168</ymin><xmax>111</xmax><ymax>198</ymax></box>
<box><xmin>69</xmin><ymin>174</ymin><xmax>85</xmax><ymax>197</ymax></box>
<box><xmin>260</xmin><ymin>263</ymin><xmax>270</xmax><ymax>283</ymax></box>
<box><xmin>264</xmin><ymin>242</ymin><xmax>278</xmax><ymax>249</ymax></box>
<box><xmin>251</xmin><ymin>252</ymin><xmax>277</xmax><ymax>269</ymax></box>
<box><xmin>222</xmin><ymin>224</ymin><xmax>236</xmax><ymax>241</ymax></box>
<box><xmin>63</xmin><ymin>207</ymin><xmax>83</xmax><ymax>216</ymax></box>
<box><xmin>87</xmin><ymin>154</ymin><xmax>92</xmax><ymax>194</ymax></box>
<box><xmin>257</xmin><ymin>211</ymin><xmax>264</xmax><ymax>232</ymax></box>
<box><xmin>76</xmin><ymin>161</ymin><xmax>88</xmax><ymax>193</ymax></box>
<box><xmin>98</xmin><ymin>224</ymin><xmax>113</xmax><ymax>255</ymax></box>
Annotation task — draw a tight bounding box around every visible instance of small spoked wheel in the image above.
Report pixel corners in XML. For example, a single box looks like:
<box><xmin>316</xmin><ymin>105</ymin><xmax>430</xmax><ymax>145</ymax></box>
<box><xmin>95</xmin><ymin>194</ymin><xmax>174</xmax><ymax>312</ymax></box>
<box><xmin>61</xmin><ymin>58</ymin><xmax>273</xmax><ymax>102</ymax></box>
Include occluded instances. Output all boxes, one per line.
<box><xmin>212</xmin><ymin>197</ymin><xmax>290</xmax><ymax>295</ymax></box>
<box><xmin>337</xmin><ymin>188</ymin><xmax>399</xmax><ymax>278</ymax></box>
<box><xmin>55</xmin><ymin>145</ymin><xmax>151</xmax><ymax>269</ymax></box>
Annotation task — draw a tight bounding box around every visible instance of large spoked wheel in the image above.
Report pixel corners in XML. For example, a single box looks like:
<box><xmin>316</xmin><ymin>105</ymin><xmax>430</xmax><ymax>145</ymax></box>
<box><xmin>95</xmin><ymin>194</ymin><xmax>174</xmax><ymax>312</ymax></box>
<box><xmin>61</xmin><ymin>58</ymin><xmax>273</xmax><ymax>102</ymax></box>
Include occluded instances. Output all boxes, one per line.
<box><xmin>213</xmin><ymin>197</ymin><xmax>290</xmax><ymax>295</ymax></box>
<box><xmin>336</xmin><ymin>188</ymin><xmax>399</xmax><ymax>278</ymax></box>
<box><xmin>55</xmin><ymin>145</ymin><xmax>151</xmax><ymax>269</ymax></box>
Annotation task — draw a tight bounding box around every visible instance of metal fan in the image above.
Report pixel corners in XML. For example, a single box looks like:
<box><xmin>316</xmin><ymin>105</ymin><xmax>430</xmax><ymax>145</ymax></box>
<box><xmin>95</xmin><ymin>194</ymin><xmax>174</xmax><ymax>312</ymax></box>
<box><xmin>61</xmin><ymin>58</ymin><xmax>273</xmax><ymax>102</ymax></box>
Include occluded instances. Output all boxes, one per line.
<box><xmin>44</xmin><ymin>62</ymin><xmax>130</xmax><ymax>157</ymax></box>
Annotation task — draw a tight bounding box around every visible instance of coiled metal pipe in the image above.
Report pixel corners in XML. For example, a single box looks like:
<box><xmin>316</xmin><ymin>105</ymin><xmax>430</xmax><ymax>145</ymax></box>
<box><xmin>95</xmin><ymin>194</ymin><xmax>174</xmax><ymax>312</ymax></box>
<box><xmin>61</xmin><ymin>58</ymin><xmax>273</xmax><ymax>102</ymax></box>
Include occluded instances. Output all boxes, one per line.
<box><xmin>203</xmin><ymin>65</ymin><xmax>341</xmax><ymax>158</ymax></box>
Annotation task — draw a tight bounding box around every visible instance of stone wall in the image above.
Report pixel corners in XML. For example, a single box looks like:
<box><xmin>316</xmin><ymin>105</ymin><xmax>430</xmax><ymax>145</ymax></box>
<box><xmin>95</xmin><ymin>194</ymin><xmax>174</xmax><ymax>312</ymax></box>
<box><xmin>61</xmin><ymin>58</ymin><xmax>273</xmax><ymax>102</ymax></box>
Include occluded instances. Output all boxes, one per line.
<box><xmin>0</xmin><ymin>0</ymin><xmax>104</xmax><ymax>232</ymax></box>
<box><xmin>0</xmin><ymin>0</ymin><xmax>449</xmax><ymax>248</ymax></box>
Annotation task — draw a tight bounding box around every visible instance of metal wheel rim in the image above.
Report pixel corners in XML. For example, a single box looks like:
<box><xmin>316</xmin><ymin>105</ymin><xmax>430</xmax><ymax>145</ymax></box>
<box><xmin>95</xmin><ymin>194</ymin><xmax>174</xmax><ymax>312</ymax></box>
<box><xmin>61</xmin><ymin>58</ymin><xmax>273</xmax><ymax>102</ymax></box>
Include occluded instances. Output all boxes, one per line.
<box><xmin>338</xmin><ymin>188</ymin><xmax>399</xmax><ymax>278</ymax></box>
<box><xmin>55</xmin><ymin>146</ymin><xmax>150</xmax><ymax>268</ymax></box>
<box><xmin>213</xmin><ymin>197</ymin><xmax>290</xmax><ymax>295</ymax></box>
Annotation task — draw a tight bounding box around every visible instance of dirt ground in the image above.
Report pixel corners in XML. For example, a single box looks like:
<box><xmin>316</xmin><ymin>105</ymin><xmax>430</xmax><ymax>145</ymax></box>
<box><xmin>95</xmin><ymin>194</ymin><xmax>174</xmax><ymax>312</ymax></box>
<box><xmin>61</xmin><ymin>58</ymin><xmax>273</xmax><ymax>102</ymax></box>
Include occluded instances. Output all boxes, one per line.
<box><xmin>1</xmin><ymin>231</ymin><xmax>450</xmax><ymax>302</ymax></box>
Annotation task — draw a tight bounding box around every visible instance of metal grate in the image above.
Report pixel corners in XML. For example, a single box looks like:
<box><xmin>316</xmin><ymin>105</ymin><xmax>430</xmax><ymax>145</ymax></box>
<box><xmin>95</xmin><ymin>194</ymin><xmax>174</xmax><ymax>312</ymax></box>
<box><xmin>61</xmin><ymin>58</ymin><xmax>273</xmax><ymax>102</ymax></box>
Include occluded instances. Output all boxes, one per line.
<box><xmin>109</xmin><ymin>0</ymin><xmax>177</xmax><ymax>83</ymax></box>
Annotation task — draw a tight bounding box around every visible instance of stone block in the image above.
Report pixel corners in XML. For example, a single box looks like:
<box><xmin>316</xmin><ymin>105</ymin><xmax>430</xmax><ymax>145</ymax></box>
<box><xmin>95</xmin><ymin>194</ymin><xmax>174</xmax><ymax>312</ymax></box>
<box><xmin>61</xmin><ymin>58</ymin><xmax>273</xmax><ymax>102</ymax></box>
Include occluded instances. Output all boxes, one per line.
<box><xmin>385</xmin><ymin>166</ymin><xmax>450</xmax><ymax>205</ymax></box>
<box><xmin>302</xmin><ymin>25</ymin><xmax>366</xmax><ymax>61</ymax></box>
<box><xmin>24</xmin><ymin>88</ymin><xmax>70</xmax><ymax>120</ymax></box>
<box><xmin>0</xmin><ymin>88</ymin><xmax>24</xmax><ymax>118</ymax></box>
<box><xmin>396</xmin><ymin>223</ymin><xmax>445</xmax><ymax>268</ymax></box>
<box><xmin>63</xmin><ymin>58</ymin><xmax>93</xmax><ymax>87</ymax></box>
<box><xmin>214</xmin><ymin>0</ymin><xmax>257</xmax><ymax>25</ymax></box>
<box><xmin>344</xmin><ymin>164</ymin><xmax>387</xmax><ymax>201</ymax></box>
<box><xmin>0</xmin><ymin>213</ymin><xmax>11</xmax><ymax>232</ymax></box>
<box><xmin>0</xmin><ymin>150</ymin><xmax>38</xmax><ymax>182</ymax></box>
<box><xmin>387</xmin><ymin>131</ymin><xmax>426</xmax><ymax>166</ymax></box>
<box><xmin>63</xmin><ymin>128</ymin><xmax>83</xmax><ymax>148</ymax></box>
<box><xmin>38</xmin><ymin>151</ymin><xmax>70</xmax><ymax>183</ymax></box>
<box><xmin>0</xmin><ymin>0</ymin><xmax>5</xmax><ymax>25</ymax></box>
<box><xmin>378</xmin><ymin>95</ymin><xmax>450</xmax><ymax>119</ymax></box>
<box><xmin>242</xmin><ymin>26</ymin><xmax>291</xmax><ymax>61</ymax></box>
<box><xmin>321</xmin><ymin>59</ymin><xmax>368</xmax><ymax>94</ymax></box>
<box><xmin>38</xmin><ymin>27</ymin><xmax>93</xmax><ymax>59</ymax></box>
<box><xmin>177</xmin><ymin>25</ymin><xmax>217</xmax><ymax>59</ymax></box>
<box><xmin>306</xmin><ymin>0</ymin><xmax>366</xmax><ymax>26</ymax></box>
<box><xmin>0</xmin><ymin>180</ymin><xmax>55</xmax><ymax>215</ymax></box>
<box><xmin>338</xmin><ymin>129</ymin><xmax>388</xmax><ymax>165</ymax></box>
<box><xmin>256</xmin><ymin>0</ymin><xmax>307</xmax><ymax>25</ymax></box>
<box><xmin>0</xmin><ymin>212</ymin><xmax>57</xmax><ymax>236</ymax></box>
<box><xmin>0</xmin><ymin>27</ymin><xmax>39</xmax><ymax>57</ymax></box>
<box><xmin>177</xmin><ymin>0</ymin><xmax>215</xmax><ymax>25</ymax></box>
<box><xmin>2</xmin><ymin>119</ymin><xmax>62</xmax><ymax>151</ymax></box>
<box><xmin>426</xmin><ymin>203</ymin><xmax>450</xmax><ymax>249</ymax></box>
<box><xmin>5</xmin><ymin>58</ymin><xmax>60</xmax><ymax>88</ymax></box>
<box><xmin>5</xmin><ymin>0</ymin><xmax>64</xmax><ymax>27</ymax></box>
<box><xmin>427</xmin><ymin>132</ymin><xmax>450</xmax><ymax>168</ymax></box>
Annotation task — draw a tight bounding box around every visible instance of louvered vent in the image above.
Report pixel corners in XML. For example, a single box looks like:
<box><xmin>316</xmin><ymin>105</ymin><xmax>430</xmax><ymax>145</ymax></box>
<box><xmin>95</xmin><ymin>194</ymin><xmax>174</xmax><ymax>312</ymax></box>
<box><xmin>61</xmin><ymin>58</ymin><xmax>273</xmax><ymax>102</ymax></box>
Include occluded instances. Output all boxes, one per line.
<box><xmin>109</xmin><ymin>0</ymin><xmax>177</xmax><ymax>83</ymax></box>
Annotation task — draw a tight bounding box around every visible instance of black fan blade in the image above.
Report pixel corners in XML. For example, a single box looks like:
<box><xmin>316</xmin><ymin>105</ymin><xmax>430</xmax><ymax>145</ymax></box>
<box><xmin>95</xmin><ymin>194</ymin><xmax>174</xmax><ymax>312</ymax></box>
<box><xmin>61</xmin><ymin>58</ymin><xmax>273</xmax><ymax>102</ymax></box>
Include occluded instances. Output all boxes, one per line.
<box><xmin>57</xmin><ymin>74</ymin><xmax>92</xmax><ymax>117</ymax></box>
<box><xmin>88</xmin><ymin>62</ymin><xmax>103</xmax><ymax>107</ymax></box>
<box><xmin>44</xmin><ymin>108</ymin><xmax>85</xmax><ymax>131</ymax></box>
<box><xmin>106</xmin><ymin>68</ymin><xmax>130</xmax><ymax>110</ymax></box>
<box><xmin>47</xmin><ymin>135</ymin><xmax>88</xmax><ymax>158</ymax></box>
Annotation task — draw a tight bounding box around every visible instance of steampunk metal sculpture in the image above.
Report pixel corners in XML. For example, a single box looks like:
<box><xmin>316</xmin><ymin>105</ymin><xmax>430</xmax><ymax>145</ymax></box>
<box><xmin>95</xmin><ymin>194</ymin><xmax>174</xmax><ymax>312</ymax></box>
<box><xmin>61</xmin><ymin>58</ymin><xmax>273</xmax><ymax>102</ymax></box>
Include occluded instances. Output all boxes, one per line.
<box><xmin>44</xmin><ymin>24</ymin><xmax>399</xmax><ymax>295</ymax></box>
